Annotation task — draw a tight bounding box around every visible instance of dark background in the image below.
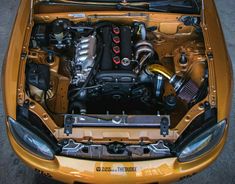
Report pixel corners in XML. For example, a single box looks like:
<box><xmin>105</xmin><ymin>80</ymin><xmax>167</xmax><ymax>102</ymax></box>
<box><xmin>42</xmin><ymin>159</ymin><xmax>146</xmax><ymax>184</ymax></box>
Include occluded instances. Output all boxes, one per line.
<box><xmin>0</xmin><ymin>0</ymin><xmax>235</xmax><ymax>183</ymax></box>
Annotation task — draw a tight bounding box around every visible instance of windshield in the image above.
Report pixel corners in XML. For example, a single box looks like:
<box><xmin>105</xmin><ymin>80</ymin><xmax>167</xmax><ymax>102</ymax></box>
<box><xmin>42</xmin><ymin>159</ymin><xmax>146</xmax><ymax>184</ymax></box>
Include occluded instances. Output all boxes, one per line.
<box><xmin>36</xmin><ymin>0</ymin><xmax>202</xmax><ymax>14</ymax></box>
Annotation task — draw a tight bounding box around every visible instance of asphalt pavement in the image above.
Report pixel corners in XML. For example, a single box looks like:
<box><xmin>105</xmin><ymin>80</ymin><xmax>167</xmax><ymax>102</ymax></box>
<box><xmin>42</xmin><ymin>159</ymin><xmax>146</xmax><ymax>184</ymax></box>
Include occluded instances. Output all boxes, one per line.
<box><xmin>0</xmin><ymin>0</ymin><xmax>235</xmax><ymax>183</ymax></box>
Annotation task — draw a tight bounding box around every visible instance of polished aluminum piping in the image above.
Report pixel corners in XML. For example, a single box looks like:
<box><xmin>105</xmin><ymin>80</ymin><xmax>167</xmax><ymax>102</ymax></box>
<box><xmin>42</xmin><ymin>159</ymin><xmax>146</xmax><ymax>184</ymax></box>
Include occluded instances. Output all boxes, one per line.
<box><xmin>147</xmin><ymin>64</ymin><xmax>174</xmax><ymax>80</ymax></box>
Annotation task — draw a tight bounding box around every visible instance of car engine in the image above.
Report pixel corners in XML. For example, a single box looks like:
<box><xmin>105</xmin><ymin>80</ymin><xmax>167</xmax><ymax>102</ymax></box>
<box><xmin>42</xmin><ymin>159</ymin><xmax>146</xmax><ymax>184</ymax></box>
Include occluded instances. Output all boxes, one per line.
<box><xmin>68</xmin><ymin>22</ymin><xmax>161</xmax><ymax>114</ymax></box>
<box><xmin>27</xmin><ymin>18</ymin><xmax>207</xmax><ymax>117</ymax></box>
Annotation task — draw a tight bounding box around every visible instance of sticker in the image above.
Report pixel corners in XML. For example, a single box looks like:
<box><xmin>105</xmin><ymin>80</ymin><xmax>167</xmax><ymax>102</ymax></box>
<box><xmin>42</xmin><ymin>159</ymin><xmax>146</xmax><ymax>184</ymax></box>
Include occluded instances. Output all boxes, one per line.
<box><xmin>96</xmin><ymin>167</ymin><xmax>137</xmax><ymax>172</ymax></box>
<box><xmin>35</xmin><ymin>168</ymin><xmax>52</xmax><ymax>178</ymax></box>
<box><xmin>68</xmin><ymin>13</ymin><xmax>86</xmax><ymax>18</ymax></box>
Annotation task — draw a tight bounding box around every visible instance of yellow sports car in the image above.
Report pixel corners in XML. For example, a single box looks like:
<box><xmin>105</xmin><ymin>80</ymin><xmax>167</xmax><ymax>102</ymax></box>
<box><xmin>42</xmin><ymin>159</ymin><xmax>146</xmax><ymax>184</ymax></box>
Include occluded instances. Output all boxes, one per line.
<box><xmin>2</xmin><ymin>0</ymin><xmax>233</xmax><ymax>183</ymax></box>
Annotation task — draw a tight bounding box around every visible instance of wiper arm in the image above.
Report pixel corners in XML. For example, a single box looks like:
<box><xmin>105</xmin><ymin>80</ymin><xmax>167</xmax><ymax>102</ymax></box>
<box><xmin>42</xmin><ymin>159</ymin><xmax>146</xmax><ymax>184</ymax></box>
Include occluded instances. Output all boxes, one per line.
<box><xmin>115</xmin><ymin>0</ymin><xmax>200</xmax><ymax>14</ymax></box>
<box><xmin>37</xmin><ymin>0</ymin><xmax>150</xmax><ymax>11</ymax></box>
<box><xmin>148</xmin><ymin>0</ymin><xmax>200</xmax><ymax>14</ymax></box>
<box><xmin>116</xmin><ymin>0</ymin><xmax>199</xmax><ymax>13</ymax></box>
<box><xmin>38</xmin><ymin>0</ymin><xmax>118</xmax><ymax>7</ymax></box>
<box><xmin>37</xmin><ymin>0</ymin><xmax>200</xmax><ymax>14</ymax></box>
<box><xmin>116</xmin><ymin>3</ymin><xmax>149</xmax><ymax>11</ymax></box>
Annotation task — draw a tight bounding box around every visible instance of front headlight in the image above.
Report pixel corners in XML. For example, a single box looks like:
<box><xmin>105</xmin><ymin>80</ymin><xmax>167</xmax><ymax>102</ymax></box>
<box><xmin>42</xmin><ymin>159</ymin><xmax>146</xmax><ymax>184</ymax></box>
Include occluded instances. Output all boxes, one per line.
<box><xmin>178</xmin><ymin>120</ymin><xmax>227</xmax><ymax>162</ymax></box>
<box><xmin>8</xmin><ymin>117</ymin><xmax>54</xmax><ymax>160</ymax></box>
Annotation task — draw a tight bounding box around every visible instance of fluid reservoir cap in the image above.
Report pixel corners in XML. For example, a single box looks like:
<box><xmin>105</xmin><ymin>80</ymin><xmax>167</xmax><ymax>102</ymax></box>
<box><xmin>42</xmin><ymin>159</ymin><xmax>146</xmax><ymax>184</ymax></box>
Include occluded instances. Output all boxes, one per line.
<box><xmin>121</xmin><ymin>58</ymin><xmax>131</xmax><ymax>66</ymax></box>
<box><xmin>46</xmin><ymin>52</ymin><xmax>54</xmax><ymax>63</ymax></box>
<box><xmin>164</xmin><ymin>95</ymin><xmax>177</xmax><ymax>110</ymax></box>
<box><xmin>53</xmin><ymin>24</ymin><xmax>64</xmax><ymax>35</ymax></box>
<box><xmin>179</xmin><ymin>52</ymin><xmax>188</xmax><ymax>65</ymax></box>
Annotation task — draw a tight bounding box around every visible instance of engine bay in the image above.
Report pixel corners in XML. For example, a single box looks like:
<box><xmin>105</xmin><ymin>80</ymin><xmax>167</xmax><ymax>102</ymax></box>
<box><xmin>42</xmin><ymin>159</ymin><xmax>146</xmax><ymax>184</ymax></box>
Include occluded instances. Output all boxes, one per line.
<box><xmin>26</xmin><ymin>17</ymin><xmax>207</xmax><ymax>127</ymax></box>
<box><xmin>3</xmin><ymin>0</ymin><xmax>231</xmax><ymax>176</ymax></box>
<box><xmin>8</xmin><ymin>3</ymin><xmax>219</xmax><ymax>160</ymax></box>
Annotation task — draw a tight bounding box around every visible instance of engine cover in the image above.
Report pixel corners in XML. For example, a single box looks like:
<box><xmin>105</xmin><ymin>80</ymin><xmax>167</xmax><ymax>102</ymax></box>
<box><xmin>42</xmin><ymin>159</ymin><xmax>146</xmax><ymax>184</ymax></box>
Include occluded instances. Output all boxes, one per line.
<box><xmin>99</xmin><ymin>25</ymin><xmax>133</xmax><ymax>70</ymax></box>
<box><xmin>67</xmin><ymin>22</ymin><xmax>163</xmax><ymax>114</ymax></box>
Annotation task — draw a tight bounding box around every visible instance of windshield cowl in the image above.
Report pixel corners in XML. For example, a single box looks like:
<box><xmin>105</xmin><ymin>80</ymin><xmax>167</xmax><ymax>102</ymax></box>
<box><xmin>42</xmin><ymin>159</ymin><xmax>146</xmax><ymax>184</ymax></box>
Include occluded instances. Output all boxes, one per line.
<box><xmin>35</xmin><ymin>0</ymin><xmax>202</xmax><ymax>14</ymax></box>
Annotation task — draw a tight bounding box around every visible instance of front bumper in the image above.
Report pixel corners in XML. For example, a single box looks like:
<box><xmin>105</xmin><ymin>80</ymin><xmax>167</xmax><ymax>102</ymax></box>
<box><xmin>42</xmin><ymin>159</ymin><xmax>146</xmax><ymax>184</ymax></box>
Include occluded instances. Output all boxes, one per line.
<box><xmin>6</xmin><ymin>120</ymin><xmax>228</xmax><ymax>184</ymax></box>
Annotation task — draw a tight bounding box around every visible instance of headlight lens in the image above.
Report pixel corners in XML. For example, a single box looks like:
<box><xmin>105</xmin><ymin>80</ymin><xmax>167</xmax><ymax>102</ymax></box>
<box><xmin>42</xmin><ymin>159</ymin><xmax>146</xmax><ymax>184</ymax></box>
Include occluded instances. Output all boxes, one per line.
<box><xmin>8</xmin><ymin>117</ymin><xmax>54</xmax><ymax>160</ymax></box>
<box><xmin>178</xmin><ymin>120</ymin><xmax>227</xmax><ymax>162</ymax></box>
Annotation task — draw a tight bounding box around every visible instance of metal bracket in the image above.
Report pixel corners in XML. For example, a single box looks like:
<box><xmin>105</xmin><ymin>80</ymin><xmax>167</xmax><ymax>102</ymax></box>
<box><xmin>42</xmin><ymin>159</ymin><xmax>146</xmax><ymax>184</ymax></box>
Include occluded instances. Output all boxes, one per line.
<box><xmin>64</xmin><ymin>114</ymin><xmax>170</xmax><ymax>128</ymax></box>
<box><xmin>64</xmin><ymin>116</ymin><xmax>75</xmax><ymax>136</ymax></box>
<box><xmin>201</xmin><ymin>0</ymin><xmax>206</xmax><ymax>27</ymax></box>
<box><xmin>160</xmin><ymin>117</ymin><xmax>169</xmax><ymax>137</ymax></box>
<box><xmin>21</xmin><ymin>52</ymin><xmax>27</xmax><ymax>60</ymax></box>
<box><xmin>30</xmin><ymin>0</ymin><xmax>34</xmax><ymax>25</ymax></box>
<box><xmin>179</xmin><ymin>16</ymin><xmax>200</xmax><ymax>27</ymax></box>
<box><xmin>207</xmin><ymin>52</ymin><xmax>214</xmax><ymax>60</ymax></box>
<box><xmin>17</xmin><ymin>100</ymin><xmax>30</xmax><ymax>119</ymax></box>
<box><xmin>204</xmin><ymin>101</ymin><xmax>211</xmax><ymax>121</ymax></box>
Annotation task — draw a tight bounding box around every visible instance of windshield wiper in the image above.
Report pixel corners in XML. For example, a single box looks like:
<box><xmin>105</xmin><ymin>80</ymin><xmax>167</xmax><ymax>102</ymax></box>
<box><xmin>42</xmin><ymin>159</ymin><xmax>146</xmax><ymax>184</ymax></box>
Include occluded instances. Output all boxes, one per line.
<box><xmin>116</xmin><ymin>0</ymin><xmax>200</xmax><ymax>14</ymax></box>
<box><xmin>148</xmin><ymin>0</ymin><xmax>200</xmax><ymax>14</ymax></box>
<box><xmin>38</xmin><ymin>0</ymin><xmax>201</xmax><ymax>14</ymax></box>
